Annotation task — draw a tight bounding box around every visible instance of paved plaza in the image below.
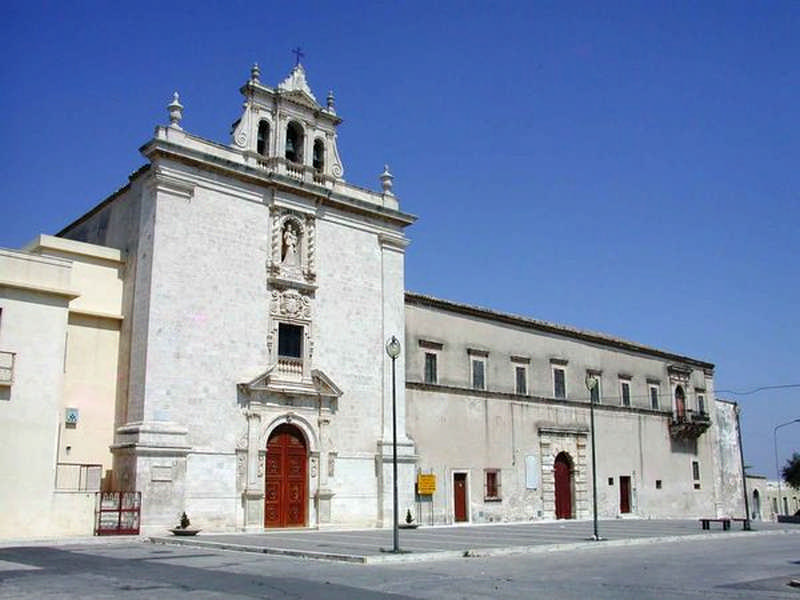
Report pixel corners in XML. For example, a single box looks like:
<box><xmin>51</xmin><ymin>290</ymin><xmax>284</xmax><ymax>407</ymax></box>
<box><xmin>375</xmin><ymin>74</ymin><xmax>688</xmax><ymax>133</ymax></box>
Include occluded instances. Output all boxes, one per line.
<box><xmin>0</xmin><ymin>521</ymin><xmax>799</xmax><ymax>600</ymax></box>
<box><xmin>150</xmin><ymin>518</ymin><xmax>792</xmax><ymax>563</ymax></box>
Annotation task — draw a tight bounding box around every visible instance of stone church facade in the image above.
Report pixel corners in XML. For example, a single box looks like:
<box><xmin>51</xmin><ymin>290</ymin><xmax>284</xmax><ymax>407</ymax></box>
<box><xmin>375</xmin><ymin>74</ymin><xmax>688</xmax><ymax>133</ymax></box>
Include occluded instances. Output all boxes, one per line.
<box><xmin>0</xmin><ymin>62</ymin><xmax>745</xmax><ymax>536</ymax></box>
<box><xmin>57</xmin><ymin>63</ymin><xmax>416</xmax><ymax>533</ymax></box>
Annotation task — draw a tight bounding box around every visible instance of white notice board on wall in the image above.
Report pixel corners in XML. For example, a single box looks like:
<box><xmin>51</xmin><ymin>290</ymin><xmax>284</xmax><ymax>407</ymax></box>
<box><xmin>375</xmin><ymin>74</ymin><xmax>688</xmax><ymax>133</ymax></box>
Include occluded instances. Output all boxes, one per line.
<box><xmin>525</xmin><ymin>455</ymin><xmax>539</xmax><ymax>489</ymax></box>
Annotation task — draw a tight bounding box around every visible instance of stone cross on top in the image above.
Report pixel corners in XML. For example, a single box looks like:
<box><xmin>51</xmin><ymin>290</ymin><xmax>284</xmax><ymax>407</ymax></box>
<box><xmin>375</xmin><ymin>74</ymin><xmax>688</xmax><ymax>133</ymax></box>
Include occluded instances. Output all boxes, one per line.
<box><xmin>291</xmin><ymin>47</ymin><xmax>304</xmax><ymax>66</ymax></box>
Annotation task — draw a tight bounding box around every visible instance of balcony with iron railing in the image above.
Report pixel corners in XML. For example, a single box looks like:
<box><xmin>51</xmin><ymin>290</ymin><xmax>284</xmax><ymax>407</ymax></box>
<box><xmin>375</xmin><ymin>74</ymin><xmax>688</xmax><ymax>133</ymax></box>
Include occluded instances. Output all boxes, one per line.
<box><xmin>669</xmin><ymin>408</ymin><xmax>711</xmax><ymax>439</ymax></box>
<box><xmin>0</xmin><ymin>351</ymin><xmax>14</xmax><ymax>386</ymax></box>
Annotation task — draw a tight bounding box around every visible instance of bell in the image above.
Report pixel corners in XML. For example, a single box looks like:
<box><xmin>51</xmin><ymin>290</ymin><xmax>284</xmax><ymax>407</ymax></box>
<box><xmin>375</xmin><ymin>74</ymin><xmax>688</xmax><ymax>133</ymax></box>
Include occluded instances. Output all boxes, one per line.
<box><xmin>285</xmin><ymin>137</ymin><xmax>295</xmax><ymax>153</ymax></box>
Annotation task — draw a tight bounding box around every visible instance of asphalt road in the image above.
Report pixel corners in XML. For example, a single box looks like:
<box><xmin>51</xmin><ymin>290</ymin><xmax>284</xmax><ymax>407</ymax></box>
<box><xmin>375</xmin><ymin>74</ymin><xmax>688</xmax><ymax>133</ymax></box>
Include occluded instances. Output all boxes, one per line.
<box><xmin>1</xmin><ymin>527</ymin><xmax>798</xmax><ymax>599</ymax></box>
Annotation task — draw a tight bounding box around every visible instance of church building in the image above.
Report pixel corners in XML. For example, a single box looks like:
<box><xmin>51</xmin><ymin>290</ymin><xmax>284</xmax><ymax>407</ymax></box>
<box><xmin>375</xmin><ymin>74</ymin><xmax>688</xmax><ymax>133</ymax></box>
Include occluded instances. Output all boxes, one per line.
<box><xmin>0</xmin><ymin>62</ymin><xmax>745</xmax><ymax>537</ymax></box>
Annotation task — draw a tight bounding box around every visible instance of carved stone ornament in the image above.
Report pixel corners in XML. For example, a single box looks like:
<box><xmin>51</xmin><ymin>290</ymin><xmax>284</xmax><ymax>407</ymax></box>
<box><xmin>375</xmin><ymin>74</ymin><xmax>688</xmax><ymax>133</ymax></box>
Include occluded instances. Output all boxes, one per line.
<box><xmin>257</xmin><ymin>453</ymin><xmax>265</xmax><ymax>478</ymax></box>
<box><xmin>310</xmin><ymin>456</ymin><xmax>318</xmax><ymax>478</ymax></box>
<box><xmin>271</xmin><ymin>289</ymin><xmax>312</xmax><ymax>319</ymax></box>
<box><xmin>269</xmin><ymin>210</ymin><xmax>316</xmax><ymax>285</ymax></box>
<box><xmin>236</xmin><ymin>452</ymin><xmax>246</xmax><ymax>491</ymax></box>
<box><xmin>328</xmin><ymin>453</ymin><xmax>336</xmax><ymax>478</ymax></box>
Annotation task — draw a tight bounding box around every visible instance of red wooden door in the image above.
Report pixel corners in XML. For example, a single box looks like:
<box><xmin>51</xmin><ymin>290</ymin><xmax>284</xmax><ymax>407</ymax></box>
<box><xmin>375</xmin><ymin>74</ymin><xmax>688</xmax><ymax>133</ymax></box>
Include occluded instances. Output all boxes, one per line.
<box><xmin>265</xmin><ymin>424</ymin><xmax>307</xmax><ymax>528</ymax></box>
<box><xmin>619</xmin><ymin>475</ymin><xmax>631</xmax><ymax>513</ymax></box>
<box><xmin>554</xmin><ymin>453</ymin><xmax>573</xmax><ymax>519</ymax></box>
<box><xmin>453</xmin><ymin>473</ymin><xmax>468</xmax><ymax>522</ymax></box>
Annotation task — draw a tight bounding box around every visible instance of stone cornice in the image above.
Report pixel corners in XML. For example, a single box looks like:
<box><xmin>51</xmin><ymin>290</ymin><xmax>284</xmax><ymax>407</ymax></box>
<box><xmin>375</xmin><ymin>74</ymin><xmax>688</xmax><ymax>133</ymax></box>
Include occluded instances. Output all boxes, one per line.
<box><xmin>140</xmin><ymin>137</ymin><xmax>416</xmax><ymax>228</ymax></box>
<box><xmin>407</xmin><ymin>380</ymin><xmax>676</xmax><ymax>419</ymax></box>
<box><xmin>69</xmin><ymin>307</ymin><xmax>124</xmax><ymax>322</ymax></box>
<box><xmin>0</xmin><ymin>279</ymin><xmax>80</xmax><ymax>300</ymax></box>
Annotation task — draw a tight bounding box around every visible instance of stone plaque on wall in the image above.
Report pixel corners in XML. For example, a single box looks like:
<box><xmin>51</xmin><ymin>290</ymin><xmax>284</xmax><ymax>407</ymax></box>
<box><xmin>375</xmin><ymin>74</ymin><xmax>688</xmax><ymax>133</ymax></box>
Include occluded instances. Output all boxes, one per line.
<box><xmin>151</xmin><ymin>465</ymin><xmax>173</xmax><ymax>482</ymax></box>
<box><xmin>525</xmin><ymin>455</ymin><xmax>539</xmax><ymax>489</ymax></box>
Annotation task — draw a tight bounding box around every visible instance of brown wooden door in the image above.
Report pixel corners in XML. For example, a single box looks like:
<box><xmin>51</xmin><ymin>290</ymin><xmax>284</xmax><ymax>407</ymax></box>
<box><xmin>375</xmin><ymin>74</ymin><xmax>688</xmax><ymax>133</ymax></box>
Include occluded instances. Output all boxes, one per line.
<box><xmin>453</xmin><ymin>473</ymin><xmax>468</xmax><ymax>522</ymax></box>
<box><xmin>554</xmin><ymin>452</ymin><xmax>573</xmax><ymax>519</ymax></box>
<box><xmin>265</xmin><ymin>424</ymin><xmax>307</xmax><ymax>528</ymax></box>
<box><xmin>619</xmin><ymin>475</ymin><xmax>631</xmax><ymax>513</ymax></box>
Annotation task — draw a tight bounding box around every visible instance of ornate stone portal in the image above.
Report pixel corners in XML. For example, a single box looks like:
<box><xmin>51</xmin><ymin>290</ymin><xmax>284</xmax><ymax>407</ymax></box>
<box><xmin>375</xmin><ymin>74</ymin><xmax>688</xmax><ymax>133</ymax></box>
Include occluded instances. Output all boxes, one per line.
<box><xmin>235</xmin><ymin>204</ymin><xmax>343</xmax><ymax>529</ymax></box>
<box><xmin>539</xmin><ymin>427</ymin><xmax>590</xmax><ymax>520</ymax></box>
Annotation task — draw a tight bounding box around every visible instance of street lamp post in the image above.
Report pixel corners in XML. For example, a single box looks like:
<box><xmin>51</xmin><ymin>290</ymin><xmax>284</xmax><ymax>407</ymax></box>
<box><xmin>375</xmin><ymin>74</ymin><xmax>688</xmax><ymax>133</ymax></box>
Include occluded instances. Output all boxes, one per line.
<box><xmin>585</xmin><ymin>373</ymin><xmax>600</xmax><ymax>541</ymax></box>
<box><xmin>385</xmin><ymin>336</ymin><xmax>402</xmax><ymax>552</ymax></box>
<box><xmin>774</xmin><ymin>417</ymin><xmax>800</xmax><ymax>517</ymax></box>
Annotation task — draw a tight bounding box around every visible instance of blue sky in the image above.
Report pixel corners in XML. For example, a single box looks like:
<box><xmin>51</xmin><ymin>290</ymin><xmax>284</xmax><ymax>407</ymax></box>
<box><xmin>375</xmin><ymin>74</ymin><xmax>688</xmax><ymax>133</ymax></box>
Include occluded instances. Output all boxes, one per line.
<box><xmin>1</xmin><ymin>1</ymin><xmax>798</xmax><ymax>479</ymax></box>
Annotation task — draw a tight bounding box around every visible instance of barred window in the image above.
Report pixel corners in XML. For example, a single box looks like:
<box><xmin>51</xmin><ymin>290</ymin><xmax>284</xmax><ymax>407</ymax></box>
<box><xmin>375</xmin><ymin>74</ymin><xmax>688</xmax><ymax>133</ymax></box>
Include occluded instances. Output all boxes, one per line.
<box><xmin>472</xmin><ymin>359</ymin><xmax>485</xmax><ymax>390</ymax></box>
<box><xmin>649</xmin><ymin>385</ymin><xmax>659</xmax><ymax>409</ymax></box>
<box><xmin>553</xmin><ymin>367</ymin><xmax>566</xmax><ymax>399</ymax></box>
<box><xmin>424</xmin><ymin>352</ymin><xmax>437</xmax><ymax>384</ymax></box>
<box><xmin>620</xmin><ymin>380</ymin><xmax>631</xmax><ymax>407</ymax></box>
<box><xmin>515</xmin><ymin>366</ymin><xmax>527</xmax><ymax>395</ymax></box>
<box><xmin>485</xmin><ymin>469</ymin><xmax>501</xmax><ymax>500</ymax></box>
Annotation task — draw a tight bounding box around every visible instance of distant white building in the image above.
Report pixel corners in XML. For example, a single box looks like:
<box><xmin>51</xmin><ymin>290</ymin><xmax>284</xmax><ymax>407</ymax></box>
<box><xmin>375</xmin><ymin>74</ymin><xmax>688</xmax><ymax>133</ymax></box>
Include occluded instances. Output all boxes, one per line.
<box><xmin>0</xmin><ymin>62</ymin><xmax>747</xmax><ymax>537</ymax></box>
<box><xmin>747</xmin><ymin>475</ymin><xmax>800</xmax><ymax>521</ymax></box>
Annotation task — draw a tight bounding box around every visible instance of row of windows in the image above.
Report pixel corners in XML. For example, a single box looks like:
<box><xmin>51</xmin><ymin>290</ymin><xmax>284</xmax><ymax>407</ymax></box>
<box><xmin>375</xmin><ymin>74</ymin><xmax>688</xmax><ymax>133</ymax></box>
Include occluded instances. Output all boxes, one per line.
<box><xmin>256</xmin><ymin>119</ymin><xmax>325</xmax><ymax>170</ymax></box>
<box><xmin>423</xmin><ymin>351</ymin><xmax>706</xmax><ymax>412</ymax></box>
<box><xmin>474</xmin><ymin>463</ymin><xmax>701</xmax><ymax>502</ymax></box>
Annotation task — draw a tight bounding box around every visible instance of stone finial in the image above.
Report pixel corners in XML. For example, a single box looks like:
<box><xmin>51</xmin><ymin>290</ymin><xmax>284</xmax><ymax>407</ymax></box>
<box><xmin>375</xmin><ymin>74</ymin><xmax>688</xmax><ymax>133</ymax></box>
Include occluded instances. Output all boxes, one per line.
<box><xmin>168</xmin><ymin>92</ymin><xmax>183</xmax><ymax>129</ymax></box>
<box><xmin>326</xmin><ymin>90</ymin><xmax>335</xmax><ymax>111</ymax></box>
<box><xmin>250</xmin><ymin>62</ymin><xmax>261</xmax><ymax>84</ymax></box>
<box><xmin>379</xmin><ymin>164</ymin><xmax>394</xmax><ymax>195</ymax></box>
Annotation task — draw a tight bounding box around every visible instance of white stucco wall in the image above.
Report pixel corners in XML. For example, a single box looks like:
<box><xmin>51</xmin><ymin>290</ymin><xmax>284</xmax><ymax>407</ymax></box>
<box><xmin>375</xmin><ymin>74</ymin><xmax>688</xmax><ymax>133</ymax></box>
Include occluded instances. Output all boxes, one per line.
<box><xmin>405</xmin><ymin>299</ymin><xmax>724</xmax><ymax>524</ymax></box>
<box><xmin>0</xmin><ymin>251</ymin><xmax>71</xmax><ymax>537</ymax></box>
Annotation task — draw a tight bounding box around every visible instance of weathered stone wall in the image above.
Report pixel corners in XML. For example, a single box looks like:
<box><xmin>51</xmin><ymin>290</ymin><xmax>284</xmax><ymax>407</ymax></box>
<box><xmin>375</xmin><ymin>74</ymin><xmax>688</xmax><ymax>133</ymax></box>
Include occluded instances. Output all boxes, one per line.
<box><xmin>714</xmin><ymin>400</ymin><xmax>746</xmax><ymax>518</ymax></box>
<box><xmin>406</xmin><ymin>300</ymin><xmax>724</xmax><ymax>524</ymax></box>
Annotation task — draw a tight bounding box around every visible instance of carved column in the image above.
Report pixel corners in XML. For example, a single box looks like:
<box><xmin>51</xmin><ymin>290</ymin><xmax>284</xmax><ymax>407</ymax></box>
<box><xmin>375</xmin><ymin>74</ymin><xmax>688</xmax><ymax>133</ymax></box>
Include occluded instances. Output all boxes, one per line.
<box><xmin>316</xmin><ymin>415</ymin><xmax>334</xmax><ymax>523</ymax></box>
<box><xmin>243</xmin><ymin>410</ymin><xmax>264</xmax><ymax>530</ymax></box>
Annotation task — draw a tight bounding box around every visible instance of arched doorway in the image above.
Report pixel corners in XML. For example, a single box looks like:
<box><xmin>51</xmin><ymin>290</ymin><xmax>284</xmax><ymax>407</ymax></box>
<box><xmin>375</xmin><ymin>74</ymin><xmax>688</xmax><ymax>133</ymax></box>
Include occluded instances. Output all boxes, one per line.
<box><xmin>265</xmin><ymin>424</ymin><xmax>307</xmax><ymax>528</ymax></box>
<box><xmin>752</xmin><ymin>489</ymin><xmax>761</xmax><ymax>520</ymax></box>
<box><xmin>554</xmin><ymin>452</ymin><xmax>574</xmax><ymax>519</ymax></box>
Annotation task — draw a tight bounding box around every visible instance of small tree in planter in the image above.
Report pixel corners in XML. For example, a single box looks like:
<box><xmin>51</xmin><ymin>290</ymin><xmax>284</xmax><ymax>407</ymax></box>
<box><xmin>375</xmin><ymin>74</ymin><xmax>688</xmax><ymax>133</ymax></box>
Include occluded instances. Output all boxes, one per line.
<box><xmin>400</xmin><ymin>507</ymin><xmax>418</xmax><ymax>529</ymax></box>
<box><xmin>170</xmin><ymin>512</ymin><xmax>200</xmax><ymax>536</ymax></box>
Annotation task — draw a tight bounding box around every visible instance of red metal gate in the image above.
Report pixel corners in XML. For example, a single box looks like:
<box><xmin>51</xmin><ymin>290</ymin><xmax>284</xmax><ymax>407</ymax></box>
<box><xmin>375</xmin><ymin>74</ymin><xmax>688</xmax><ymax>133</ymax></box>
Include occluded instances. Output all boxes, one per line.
<box><xmin>95</xmin><ymin>492</ymin><xmax>141</xmax><ymax>535</ymax></box>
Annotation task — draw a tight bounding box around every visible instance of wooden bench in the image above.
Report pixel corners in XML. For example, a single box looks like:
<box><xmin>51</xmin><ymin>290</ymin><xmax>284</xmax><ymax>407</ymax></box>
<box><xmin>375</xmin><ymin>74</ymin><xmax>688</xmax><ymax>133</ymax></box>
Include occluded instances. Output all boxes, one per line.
<box><xmin>700</xmin><ymin>518</ymin><xmax>731</xmax><ymax>530</ymax></box>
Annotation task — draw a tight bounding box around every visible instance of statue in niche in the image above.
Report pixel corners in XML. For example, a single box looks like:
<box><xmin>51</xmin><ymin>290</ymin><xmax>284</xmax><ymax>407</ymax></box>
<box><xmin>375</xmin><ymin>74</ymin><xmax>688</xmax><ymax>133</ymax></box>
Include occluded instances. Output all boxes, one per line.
<box><xmin>281</xmin><ymin>222</ymin><xmax>300</xmax><ymax>266</ymax></box>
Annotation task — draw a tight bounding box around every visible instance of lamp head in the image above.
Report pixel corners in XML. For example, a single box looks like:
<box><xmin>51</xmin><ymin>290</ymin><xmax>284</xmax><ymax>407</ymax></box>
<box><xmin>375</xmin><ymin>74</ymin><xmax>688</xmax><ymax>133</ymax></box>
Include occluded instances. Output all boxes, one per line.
<box><xmin>386</xmin><ymin>336</ymin><xmax>401</xmax><ymax>359</ymax></box>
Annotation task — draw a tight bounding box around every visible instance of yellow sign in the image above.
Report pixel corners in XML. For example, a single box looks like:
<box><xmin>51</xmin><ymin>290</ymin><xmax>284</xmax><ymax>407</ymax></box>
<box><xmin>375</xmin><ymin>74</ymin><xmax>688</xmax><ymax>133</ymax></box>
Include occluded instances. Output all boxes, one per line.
<box><xmin>417</xmin><ymin>473</ymin><xmax>436</xmax><ymax>495</ymax></box>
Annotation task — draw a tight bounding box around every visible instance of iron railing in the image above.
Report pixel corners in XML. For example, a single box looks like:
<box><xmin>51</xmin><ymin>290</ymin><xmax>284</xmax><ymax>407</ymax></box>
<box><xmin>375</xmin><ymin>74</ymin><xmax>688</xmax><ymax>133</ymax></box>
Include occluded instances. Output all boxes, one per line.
<box><xmin>95</xmin><ymin>491</ymin><xmax>141</xmax><ymax>535</ymax></box>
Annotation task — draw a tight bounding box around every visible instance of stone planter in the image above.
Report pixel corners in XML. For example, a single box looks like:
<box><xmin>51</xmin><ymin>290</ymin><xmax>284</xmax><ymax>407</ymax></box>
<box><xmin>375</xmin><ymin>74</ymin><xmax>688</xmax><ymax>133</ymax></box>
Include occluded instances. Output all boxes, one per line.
<box><xmin>170</xmin><ymin>528</ymin><xmax>201</xmax><ymax>536</ymax></box>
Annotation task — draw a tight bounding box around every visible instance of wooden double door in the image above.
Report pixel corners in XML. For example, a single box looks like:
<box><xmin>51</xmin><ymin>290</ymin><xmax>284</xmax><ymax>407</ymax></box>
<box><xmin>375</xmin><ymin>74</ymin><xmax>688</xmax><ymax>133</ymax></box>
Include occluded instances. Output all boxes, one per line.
<box><xmin>265</xmin><ymin>424</ymin><xmax>307</xmax><ymax>528</ymax></box>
